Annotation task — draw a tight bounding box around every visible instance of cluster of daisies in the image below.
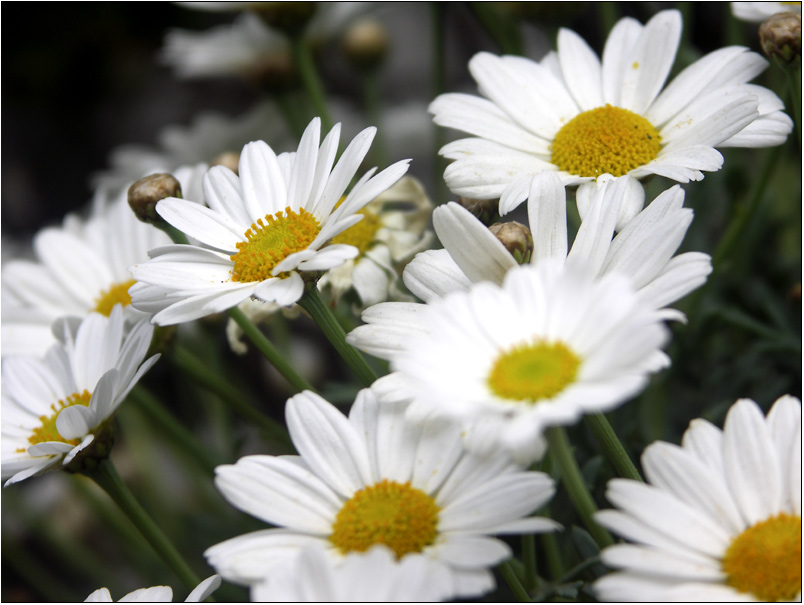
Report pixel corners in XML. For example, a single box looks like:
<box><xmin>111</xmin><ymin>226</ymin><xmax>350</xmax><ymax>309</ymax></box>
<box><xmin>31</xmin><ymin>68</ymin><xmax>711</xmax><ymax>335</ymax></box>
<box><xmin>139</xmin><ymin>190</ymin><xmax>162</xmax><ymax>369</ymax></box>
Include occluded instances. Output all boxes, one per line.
<box><xmin>2</xmin><ymin>5</ymin><xmax>800</xmax><ymax>603</ymax></box>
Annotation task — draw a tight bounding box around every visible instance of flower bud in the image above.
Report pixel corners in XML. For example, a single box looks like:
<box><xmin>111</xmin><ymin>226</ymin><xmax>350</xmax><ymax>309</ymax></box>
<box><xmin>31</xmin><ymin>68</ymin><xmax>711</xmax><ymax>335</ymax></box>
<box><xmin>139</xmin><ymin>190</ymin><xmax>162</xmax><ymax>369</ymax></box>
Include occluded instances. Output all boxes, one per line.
<box><xmin>489</xmin><ymin>221</ymin><xmax>533</xmax><ymax>265</ymax></box>
<box><xmin>246</xmin><ymin>50</ymin><xmax>299</xmax><ymax>94</ymax></box>
<box><xmin>211</xmin><ymin>151</ymin><xmax>241</xmax><ymax>174</ymax></box>
<box><xmin>760</xmin><ymin>12</ymin><xmax>802</xmax><ymax>64</ymax></box>
<box><xmin>456</xmin><ymin>196</ymin><xmax>499</xmax><ymax>227</ymax></box>
<box><xmin>253</xmin><ymin>2</ymin><xmax>316</xmax><ymax>37</ymax></box>
<box><xmin>342</xmin><ymin>19</ymin><xmax>390</xmax><ymax>72</ymax></box>
<box><xmin>128</xmin><ymin>173</ymin><xmax>182</xmax><ymax>225</ymax></box>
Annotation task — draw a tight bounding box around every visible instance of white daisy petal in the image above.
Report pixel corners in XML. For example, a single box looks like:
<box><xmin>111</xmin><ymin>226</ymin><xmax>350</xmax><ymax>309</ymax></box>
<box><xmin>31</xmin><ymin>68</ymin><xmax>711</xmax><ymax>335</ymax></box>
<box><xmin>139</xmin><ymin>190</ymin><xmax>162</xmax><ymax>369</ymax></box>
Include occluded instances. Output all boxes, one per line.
<box><xmin>156</xmin><ymin>198</ymin><xmax>242</xmax><ymax>250</ymax></box>
<box><xmin>403</xmin><ymin>249</ymin><xmax>473</xmax><ymax>302</ymax></box>
<box><xmin>557</xmin><ymin>27</ymin><xmax>603</xmax><ymax>111</ymax></box>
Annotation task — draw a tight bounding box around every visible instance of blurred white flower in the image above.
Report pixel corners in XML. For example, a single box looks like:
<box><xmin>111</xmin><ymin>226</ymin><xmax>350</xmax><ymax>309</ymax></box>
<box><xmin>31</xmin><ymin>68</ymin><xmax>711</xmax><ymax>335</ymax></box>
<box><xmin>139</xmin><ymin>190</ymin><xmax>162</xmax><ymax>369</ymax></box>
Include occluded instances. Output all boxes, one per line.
<box><xmin>251</xmin><ymin>544</ymin><xmax>452</xmax><ymax>602</ymax></box>
<box><xmin>2</xmin><ymin>307</ymin><xmax>159</xmax><ymax>485</ymax></box>
<box><xmin>731</xmin><ymin>2</ymin><xmax>801</xmax><ymax>23</ymax></box>
<box><xmin>85</xmin><ymin>574</ymin><xmax>221</xmax><ymax>602</ymax></box>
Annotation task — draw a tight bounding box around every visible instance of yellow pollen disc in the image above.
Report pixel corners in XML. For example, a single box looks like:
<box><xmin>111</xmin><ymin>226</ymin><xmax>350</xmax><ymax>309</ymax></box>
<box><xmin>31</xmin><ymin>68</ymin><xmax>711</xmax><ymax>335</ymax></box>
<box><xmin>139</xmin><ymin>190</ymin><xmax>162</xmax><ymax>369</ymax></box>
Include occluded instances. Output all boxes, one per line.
<box><xmin>331</xmin><ymin>210</ymin><xmax>382</xmax><ymax>257</ymax></box>
<box><xmin>21</xmin><ymin>390</ymin><xmax>93</xmax><ymax>451</ymax></box>
<box><xmin>488</xmin><ymin>340</ymin><xmax>581</xmax><ymax>403</ymax></box>
<box><xmin>94</xmin><ymin>279</ymin><xmax>136</xmax><ymax>316</ymax></box>
<box><xmin>329</xmin><ymin>479</ymin><xmax>440</xmax><ymax>559</ymax></box>
<box><xmin>550</xmin><ymin>104</ymin><xmax>661</xmax><ymax>177</ymax></box>
<box><xmin>722</xmin><ymin>513</ymin><xmax>801</xmax><ymax>601</ymax></box>
<box><xmin>230</xmin><ymin>206</ymin><xmax>320</xmax><ymax>282</ymax></box>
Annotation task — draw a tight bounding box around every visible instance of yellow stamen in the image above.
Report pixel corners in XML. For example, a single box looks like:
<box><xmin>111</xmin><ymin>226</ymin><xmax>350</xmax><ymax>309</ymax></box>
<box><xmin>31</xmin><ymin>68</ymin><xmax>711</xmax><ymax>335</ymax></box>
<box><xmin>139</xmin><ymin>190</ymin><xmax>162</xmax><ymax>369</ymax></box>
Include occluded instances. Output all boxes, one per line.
<box><xmin>230</xmin><ymin>206</ymin><xmax>320</xmax><ymax>282</ymax></box>
<box><xmin>551</xmin><ymin>104</ymin><xmax>661</xmax><ymax>177</ymax></box>
<box><xmin>331</xmin><ymin>209</ymin><xmax>382</xmax><ymax>257</ymax></box>
<box><xmin>488</xmin><ymin>340</ymin><xmax>580</xmax><ymax>402</ymax></box>
<box><xmin>329</xmin><ymin>479</ymin><xmax>440</xmax><ymax>559</ymax></box>
<box><xmin>94</xmin><ymin>279</ymin><xmax>136</xmax><ymax>316</ymax></box>
<box><xmin>722</xmin><ymin>513</ymin><xmax>801</xmax><ymax>601</ymax></box>
<box><xmin>21</xmin><ymin>390</ymin><xmax>93</xmax><ymax>451</ymax></box>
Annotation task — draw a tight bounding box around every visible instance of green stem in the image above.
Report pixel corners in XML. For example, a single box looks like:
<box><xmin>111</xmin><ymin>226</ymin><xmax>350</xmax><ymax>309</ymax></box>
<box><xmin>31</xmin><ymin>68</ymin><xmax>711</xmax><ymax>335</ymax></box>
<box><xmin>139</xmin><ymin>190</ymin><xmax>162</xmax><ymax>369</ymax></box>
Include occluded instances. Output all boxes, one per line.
<box><xmin>275</xmin><ymin>92</ymin><xmax>308</xmax><ymax>139</ymax></box>
<box><xmin>226</xmin><ymin>307</ymin><xmax>314</xmax><ymax>393</ymax></box>
<box><xmin>83</xmin><ymin>458</ymin><xmax>201</xmax><ymax>590</ymax></box>
<box><xmin>170</xmin><ymin>344</ymin><xmax>293</xmax><ymax>449</ymax></box>
<box><xmin>584</xmin><ymin>413</ymin><xmax>643</xmax><ymax>482</ymax></box>
<box><xmin>541</xmin><ymin>527</ymin><xmax>564</xmax><ymax>581</ymax></box>
<box><xmin>522</xmin><ymin>533</ymin><xmax>539</xmax><ymax>591</ymax></box>
<box><xmin>128</xmin><ymin>385</ymin><xmax>220</xmax><ymax>474</ymax></box>
<box><xmin>711</xmin><ymin>146</ymin><xmax>782</xmax><ymax>271</ymax></box>
<box><xmin>499</xmin><ymin>559</ymin><xmax>532</xmax><ymax>602</ymax></box>
<box><xmin>290</xmin><ymin>34</ymin><xmax>332</xmax><ymax>131</ymax></box>
<box><xmin>547</xmin><ymin>427</ymin><xmax>614</xmax><ymax>549</ymax></box>
<box><xmin>297</xmin><ymin>286</ymin><xmax>378</xmax><ymax>387</ymax></box>
<box><xmin>781</xmin><ymin>61</ymin><xmax>801</xmax><ymax>149</ymax></box>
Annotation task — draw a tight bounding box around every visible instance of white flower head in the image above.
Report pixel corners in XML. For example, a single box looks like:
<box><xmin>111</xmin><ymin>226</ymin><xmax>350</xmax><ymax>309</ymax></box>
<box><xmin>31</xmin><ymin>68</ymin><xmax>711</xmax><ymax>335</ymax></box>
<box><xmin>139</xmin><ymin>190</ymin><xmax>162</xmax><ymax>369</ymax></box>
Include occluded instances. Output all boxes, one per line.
<box><xmin>731</xmin><ymin>2</ymin><xmax>801</xmax><ymax>23</ymax></box>
<box><xmin>318</xmin><ymin>176</ymin><xmax>435</xmax><ymax>308</ymax></box>
<box><xmin>130</xmin><ymin>118</ymin><xmax>410</xmax><ymax>325</ymax></box>
<box><xmin>404</xmin><ymin>173</ymin><xmax>712</xmax><ymax>321</ymax></box>
<box><xmin>349</xmin><ymin>261</ymin><xmax>670</xmax><ymax>465</ymax></box>
<box><xmin>430</xmin><ymin>9</ymin><xmax>793</xmax><ymax>218</ymax></box>
<box><xmin>205</xmin><ymin>389</ymin><xmax>558</xmax><ymax>600</ymax></box>
<box><xmin>2</xmin><ymin>307</ymin><xmax>160</xmax><ymax>486</ymax></box>
<box><xmin>85</xmin><ymin>574</ymin><xmax>221</xmax><ymax>602</ymax></box>
<box><xmin>2</xmin><ymin>189</ymin><xmax>178</xmax><ymax>358</ymax></box>
<box><xmin>251</xmin><ymin>543</ymin><xmax>453</xmax><ymax>602</ymax></box>
<box><xmin>594</xmin><ymin>395</ymin><xmax>801</xmax><ymax>602</ymax></box>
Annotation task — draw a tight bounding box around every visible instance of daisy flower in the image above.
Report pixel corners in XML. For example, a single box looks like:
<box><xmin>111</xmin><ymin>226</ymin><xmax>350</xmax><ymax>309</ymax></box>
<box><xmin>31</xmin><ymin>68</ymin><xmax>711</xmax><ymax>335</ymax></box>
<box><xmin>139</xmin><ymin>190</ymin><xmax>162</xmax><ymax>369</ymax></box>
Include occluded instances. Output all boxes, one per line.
<box><xmin>317</xmin><ymin>176</ymin><xmax>435</xmax><ymax>308</ymax></box>
<box><xmin>205</xmin><ymin>389</ymin><xmax>558</xmax><ymax>599</ymax></box>
<box><xmin>404</xmin><ymin>173</ymin><xmax>711</xmax><ymax>320</ymax></box>
<box><xmin>430</xmin><ymin>9</ymin><xmax>793</xmax><ymax>218</ymax></box>
<box><xmin>594</xmin><ymin>395</ymin><xmax>801</xmax><ymax>602</ymax></box>
<box><xmin>348</xmin><ymin>261</ymin><xmax>670</xmax><ymax>464</ymax></box>
<box><xmin>251</xmin><ymin>544</ymin><xmax>452</xmax><ymax>602</ymax></box>
<box><xmin>85</xmin><ymin>574</ymin><xmax>221</xmax><ymax>602</ymax></box>
<box><xmin>731</xmin><ymin>2</ymin><xmax>801</xmax><ymax>23</ymax></box>
<box><xmin>129</xmin><ymin>118</ymin><xmax>409</xmax><ymax>325</ymax></box>
<box><xmin>0</xmin><ymin>179</ymin><xmax>196</xmax><ymax>357</ymax></box>
<box><xmin>1</xmin><ymin>306</ymin><xmax>160</xmax><ymax>486</ymax></box>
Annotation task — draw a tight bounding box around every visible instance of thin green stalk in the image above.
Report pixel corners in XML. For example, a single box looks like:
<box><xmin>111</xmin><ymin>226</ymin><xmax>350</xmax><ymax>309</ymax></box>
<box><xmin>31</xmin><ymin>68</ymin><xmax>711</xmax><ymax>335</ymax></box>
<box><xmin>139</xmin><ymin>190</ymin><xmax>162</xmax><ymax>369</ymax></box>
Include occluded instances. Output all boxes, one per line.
<box><xmin>541</xmin><ymin>527</ymin><xmax>564</xmax><ymax>581</ymax></box>
<box><xmin>584</xmin><ymin>413</ymin><xmax>643</xmax><ymax>482</ymax></box>
<box><xmin>522</xmin><ymin>533</ymin><xmax>539</xmax><ymax>591</ymax></box>
<box><xmin>547</xmin><ymin>427</ymin><xmax>614</xmax><ymax>549</ymax></box>
<box><xmin>712</xmin><ymin>146</ymin><xmax>782</xmax><ymax>271</ymax></box>
<box><xmin>170</xmin><ymin>343</ymin><xmax>294</xmax><ymax>449</ymax></box>
<box><xmin>275</xmin><ymin>92</ymin><xmax>308</xmax><ymax>139</ymax></box>
<box><xmin>290</xmin><ymin>34</ymin><xmax>332</xmax><ymax>130</ymax></box>
<box><xmin>298</xmin><ymin>286</ymin><xmax>378</xmax><ymax>387</ymax></box>
<box><xmin>83</xmin><ymin>458</ymin><xmax>201</xmax><ymax>590</ymax></box>
<box><xmin>499</xmin><ymin>559</ymin><xmax>532</xmax><ymax>602</ymax></box>
<box><xmin>128</xmin><ymin>385</ymin><xmax>220</xmax><ymax>474</ymax></box>
<box><xmin>782</xmin><ymin>62</ymin><xmax>801</xmax><ymax>148</ymax></box>
<box><xmin>226</xmin><ymin>306</ymin><xmax>314</xmax><ymax>393</ymax></box>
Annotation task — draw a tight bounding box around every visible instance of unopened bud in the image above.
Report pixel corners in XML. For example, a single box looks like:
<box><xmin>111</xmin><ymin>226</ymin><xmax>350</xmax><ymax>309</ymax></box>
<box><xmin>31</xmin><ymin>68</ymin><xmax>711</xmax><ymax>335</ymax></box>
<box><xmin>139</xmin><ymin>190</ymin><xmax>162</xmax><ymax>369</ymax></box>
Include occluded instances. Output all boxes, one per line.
<box><xmin>128</xmin><ymin>173</ymin><xmax>182</xmax><ymax>225</ymax></box>
<box><xmin>342</xmin><ymin>19</ymin><xmax>390</xmax><ymax>72</ymax></box>
<box><xmin>211</xmin><ymin>151</ymin><xmax>241</xmax><ymax>174</ymax></box>
<box><xmin>253</xmin><ymin>2</ymin><xmax>316</xmax><ymax>37</ymax></box>
<box><xmin>457</xmin><ymin>197</ymin><xmax>500</xmax><ymax>227</ymax></box>
<box><xmin>489</xmin><ymin>221</ymin><xmax>533</xmax><ymax>265</ymax></box>
<box><xmin>760</xmin><ymin>12</ymin><xmax>802</xmax><ymax>64</ymax></box>
<box><xmin>246</xmin><ymin>50</ymin><xmax>299</xmax><ymax>93</ymax></box>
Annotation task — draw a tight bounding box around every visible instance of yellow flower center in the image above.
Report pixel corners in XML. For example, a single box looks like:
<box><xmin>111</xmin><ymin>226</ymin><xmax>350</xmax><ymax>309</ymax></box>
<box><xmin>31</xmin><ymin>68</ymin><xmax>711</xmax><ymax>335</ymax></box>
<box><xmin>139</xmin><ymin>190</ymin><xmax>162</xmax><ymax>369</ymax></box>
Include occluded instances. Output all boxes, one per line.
<box><xmin>230</xmin><ymin>206</ymin><xmax>320</xmax><ymax>282</ymax></box>
<box><xmin>331</xmin><ymin>209</ymin><xmax>382</xmax><ymax>257</ymax></box>
<box><xmin>20</xmin><ymin>390</ymin><xmax>93</xmax><ymax>451</ymax></box>
<box><xmin>551</xmin><ymin>104</ymin><xmax>661</xmax><ymax>177</ymax></box>
<box><xmin>722</xmin><ymin>513</ymin><xmax>801</xmax><ymax>601</ymax></box>
<box><xmin>329</xmin><ymin>479</ymin><xmax>440</xmax><ymax>559</ymax></box>
<box><xmin>488</xmin><ymin>340</ymin><xmax>581</xmax><ymax>402</ymax></box>
<box><xmin>94</xmin><ymin>279</ymin><xmax>136</xmax><ymax>316</ymax></box>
